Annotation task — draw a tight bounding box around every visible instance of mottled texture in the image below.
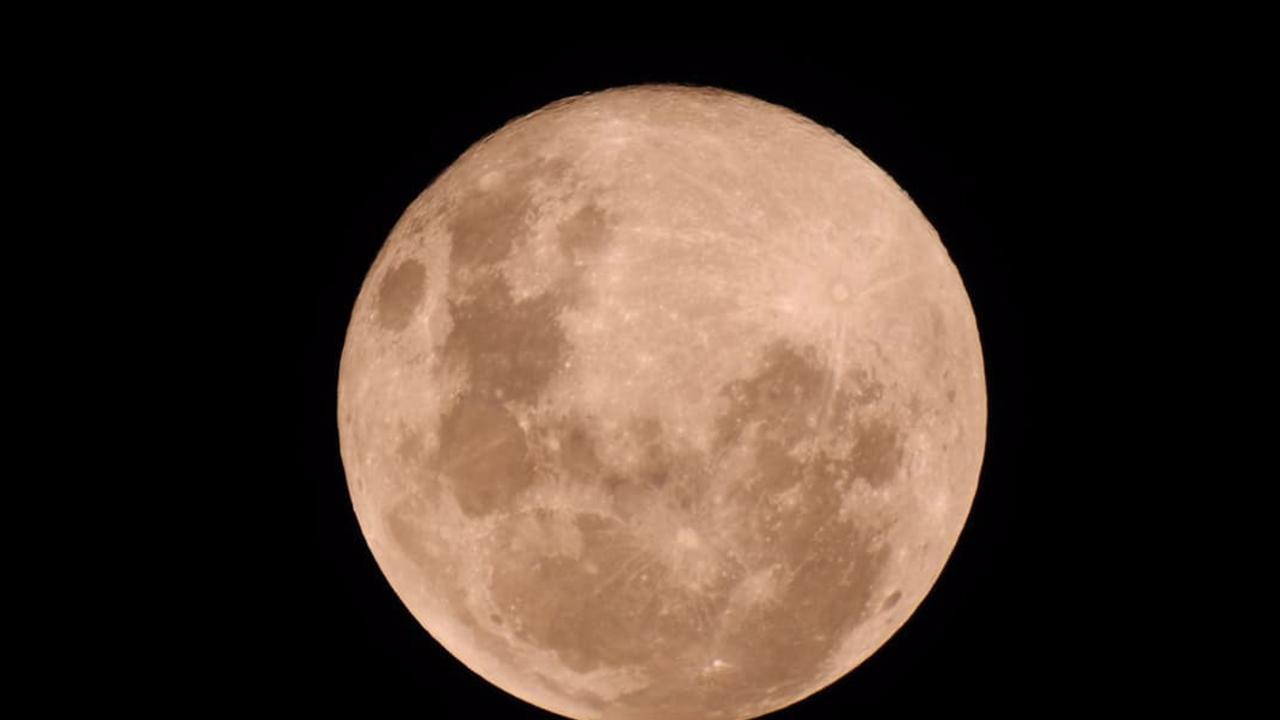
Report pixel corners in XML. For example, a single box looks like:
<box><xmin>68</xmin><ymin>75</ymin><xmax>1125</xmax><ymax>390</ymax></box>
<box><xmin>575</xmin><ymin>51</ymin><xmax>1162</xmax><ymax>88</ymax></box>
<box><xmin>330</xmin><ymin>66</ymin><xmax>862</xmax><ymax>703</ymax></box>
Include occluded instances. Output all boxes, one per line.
<box><xmin>337</xmin><ymin>85</ymin><xmax>986</xmax><ymax>720</ymax></box>
<box><xmin>375</xmin><ymin>260</ymin><xmax>427</xmax><ymax>331</ymax></box>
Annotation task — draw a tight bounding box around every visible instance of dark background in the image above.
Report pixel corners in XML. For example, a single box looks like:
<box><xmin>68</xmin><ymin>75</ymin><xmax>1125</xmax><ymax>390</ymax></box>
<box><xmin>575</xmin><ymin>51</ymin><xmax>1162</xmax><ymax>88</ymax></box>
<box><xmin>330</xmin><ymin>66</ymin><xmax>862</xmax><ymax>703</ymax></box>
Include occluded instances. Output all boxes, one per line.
<box><xmin>292</xmin><ymin>45</ymin><xmax>1103</xmax><ymax>716</ymax></box>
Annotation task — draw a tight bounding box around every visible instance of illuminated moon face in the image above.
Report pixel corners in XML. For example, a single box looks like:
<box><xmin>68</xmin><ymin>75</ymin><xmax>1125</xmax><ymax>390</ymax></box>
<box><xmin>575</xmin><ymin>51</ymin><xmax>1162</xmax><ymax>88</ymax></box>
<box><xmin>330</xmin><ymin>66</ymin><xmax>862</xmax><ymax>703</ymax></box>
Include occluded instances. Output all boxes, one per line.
<box><xmin>338</xmin><ymin>85</ymin><xmax>986</xmax><ymax>720</ymax></box>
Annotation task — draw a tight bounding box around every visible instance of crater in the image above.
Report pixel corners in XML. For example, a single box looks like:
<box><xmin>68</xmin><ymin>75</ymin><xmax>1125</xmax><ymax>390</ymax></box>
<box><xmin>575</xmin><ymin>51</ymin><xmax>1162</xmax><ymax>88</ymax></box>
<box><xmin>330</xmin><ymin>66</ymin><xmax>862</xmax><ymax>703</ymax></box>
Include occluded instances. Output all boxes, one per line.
<box><xmin>375</xmin><ymin>259</ymin><xmax>427</xmax><ymax>331</ymax></box>
<box><xmin>435</xmin><ymin>391</ymin><xmax>534</xmax><ymax>517</ymax></box>
<box><xmin>882</xmin><ymin>589</ymin><xmax>903</xmax><ymax>611</ymax></box>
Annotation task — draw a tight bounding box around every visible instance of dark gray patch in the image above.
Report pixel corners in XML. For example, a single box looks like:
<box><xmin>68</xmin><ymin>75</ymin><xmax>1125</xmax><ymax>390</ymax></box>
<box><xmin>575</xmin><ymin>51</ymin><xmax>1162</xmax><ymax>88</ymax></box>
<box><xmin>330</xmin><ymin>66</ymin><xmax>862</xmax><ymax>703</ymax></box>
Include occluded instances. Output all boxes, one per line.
<box><xmin>930</xmin><ymin>304</ymin><xmax>946</xmax><ymax>341</ymax></box>
<box><xmin>395</xmin><ymin>425</ymin><xmax>423</xmax><ymax>463</ymax></box>
<box><xmin>435</xmin><ymin>391</ymin><xmax>533</xmax><ymax>517</ymax></box>
<box><xmin>601</xmin><ymin>471</ymin><xmax>649</xmax><ymax>518</ymax></box>
<box><xmin>688</xmin><ymin>340</ymin><xmax>895</xmax><ymax>706</ymax></box>
<box><xmin>442</xmin><ymin>273</ymin><xmax>569</xmax><ymax>403</ymax></box>
<box><xmin>391</xmin><ymin>425</ymin><xmax>440</xmax><ymax>499</ymax></box>
<box><xmin>882</xmin><ymin>590</ymin><xmax>903</xmax><ymax>611</ymax></box>
<box><xmin>447</xmin><ymin>157</ymin><xmax>570</xmax><ymax>270</ymax></box>
<box><xmin>385</xmin><ymin>494</ymin><xmax>474</xmax><ymax>628</ymax></box>
<box><xmin>609</xmin><ymin>505</ymin><xmax>893</xmax><ymax>718</ymax></box>
<box><xmin>717</xmin><ymin>489</ymin><xmax>892</xmax><ymax>701</ymax></box>
<box><xmin>849</xmin><ymin>418</ymin><xmax>904</xmax><ymax>488</ymax></box>
<box><xmin>488</xmin><ymin>511</ymin><xmax>717</xmax><ymax>675</ymax></box>
<box><xmin>804</xmin><ymin>371</ymin><xmax>904</xmax><ymax>490</ymax></box>
<box><xmin>844</xmin><ymin>368</ymin><xmax>885</xmax><ymax>406</ymax></box>
<box><xmin>375</xmin><ymin>259</ymin><xmax>427</xmax><ymax>331</ymax></box>
<box><xmin>556</xmin><ymin>203</ymin><xmax>611</xmax><ymax>261</ymax></box>
<box><xmin>715</xmin><ymin>341</ymin><xmax>829</xmax><ymax>450</ymax></box>
<box><xmin>631</xmin><ymin>416</ymin><xmax>673</xmax><ymax>489</ymax></box>
<box><xmin>535</xmin><ymin>415</ymin><xmax>607</xmax><ymax>485</ymax></box>
<box><xmin>386</xmin><ymin>494</ymin><xmax>429</xmax><ymax>566</ymax></box>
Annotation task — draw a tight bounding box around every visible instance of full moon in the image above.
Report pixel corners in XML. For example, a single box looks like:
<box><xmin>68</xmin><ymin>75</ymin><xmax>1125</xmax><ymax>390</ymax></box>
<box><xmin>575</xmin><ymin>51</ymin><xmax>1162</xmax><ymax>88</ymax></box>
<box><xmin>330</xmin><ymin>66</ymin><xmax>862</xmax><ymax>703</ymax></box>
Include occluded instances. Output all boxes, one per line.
<box><xmin>338</xmin><ymin>85</ymin><xmax>986</xmax><ymax>719</ymax></box>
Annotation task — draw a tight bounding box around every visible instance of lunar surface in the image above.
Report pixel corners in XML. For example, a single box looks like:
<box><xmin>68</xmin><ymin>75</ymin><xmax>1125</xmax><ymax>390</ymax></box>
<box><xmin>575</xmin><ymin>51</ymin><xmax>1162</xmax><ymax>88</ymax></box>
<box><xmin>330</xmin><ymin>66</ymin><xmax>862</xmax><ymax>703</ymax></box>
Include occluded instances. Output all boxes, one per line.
<box><xmin>337</xmin><ymin>85</ymin><xmax>986</xmax><ymax>719</ymax></box>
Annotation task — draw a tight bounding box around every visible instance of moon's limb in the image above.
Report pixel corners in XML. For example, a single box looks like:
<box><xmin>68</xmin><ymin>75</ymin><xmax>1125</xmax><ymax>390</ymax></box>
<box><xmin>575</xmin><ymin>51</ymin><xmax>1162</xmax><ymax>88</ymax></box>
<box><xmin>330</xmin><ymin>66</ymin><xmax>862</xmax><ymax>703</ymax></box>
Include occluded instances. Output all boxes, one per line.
<box><xmin>338</xmin><ymin>85</ymin><xmax>986</xmax><ymax>720</ymax></box>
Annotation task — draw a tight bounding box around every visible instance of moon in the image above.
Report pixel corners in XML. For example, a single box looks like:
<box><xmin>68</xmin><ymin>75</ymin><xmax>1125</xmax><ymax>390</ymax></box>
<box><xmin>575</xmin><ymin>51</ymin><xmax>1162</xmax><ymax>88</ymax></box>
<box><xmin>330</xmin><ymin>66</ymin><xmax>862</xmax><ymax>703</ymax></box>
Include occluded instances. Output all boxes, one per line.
<box><xmin>337</xmin><ymin>85</ymin><xmax>985</xmax><ymax>719</ymax></box>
